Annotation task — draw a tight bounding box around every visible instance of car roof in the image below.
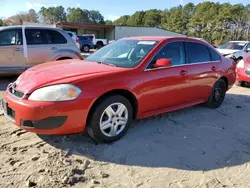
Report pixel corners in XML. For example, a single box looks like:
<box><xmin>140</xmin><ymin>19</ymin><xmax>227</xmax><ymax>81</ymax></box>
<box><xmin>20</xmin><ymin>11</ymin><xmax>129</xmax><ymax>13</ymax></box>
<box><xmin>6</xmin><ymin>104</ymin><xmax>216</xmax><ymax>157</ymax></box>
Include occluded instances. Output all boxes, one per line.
<box><xmin>121</xmin><ymin>36</ymin><xmax>188</xmax><ymax>41</ymax></box>
<box><xmin>0</xmin><ymin>25</ymin><xmax>63</xmax><ymax>30</ymax></box>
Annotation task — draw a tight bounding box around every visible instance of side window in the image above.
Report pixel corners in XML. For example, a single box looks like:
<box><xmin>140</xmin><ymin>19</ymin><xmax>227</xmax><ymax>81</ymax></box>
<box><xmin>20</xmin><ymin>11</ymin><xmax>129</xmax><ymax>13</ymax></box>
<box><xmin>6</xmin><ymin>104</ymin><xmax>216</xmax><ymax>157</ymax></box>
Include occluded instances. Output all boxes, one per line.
<box><xmin>246</xmin><ymin>43</ymin><xmax>250</xmax><ymax>51</ymax></box>
<box><xmin>149</xmin><ymin>42</ymin><xmax>185</xmax><ymax>68</ymax></box>
<box><xmin>186</xmin><ymin>42</ymin><xmax>210</xmax><ymax>63</ymax></box>
<box><xmin>208</xmin><ymin>48</ymin><xmax>221</xmax><ymax>61</ymax></box>
<box><xmin>68</xmin><ymin>33</ymin><xmax>73</xmax><ymax>37</ymax></box>
<box><xmin>25</xmin><ymin>29</ymin><xmax>44</xmax><ymax>45</ymax></box>
<box><xmin>0</xmin><ymin>29</ymin><xmax>22</xmax><ymax>46</ymax></box>
<box><xmin>49</xmin><ymin>30</ymin><xmax>67</xmax><ymax>44</ymax></box>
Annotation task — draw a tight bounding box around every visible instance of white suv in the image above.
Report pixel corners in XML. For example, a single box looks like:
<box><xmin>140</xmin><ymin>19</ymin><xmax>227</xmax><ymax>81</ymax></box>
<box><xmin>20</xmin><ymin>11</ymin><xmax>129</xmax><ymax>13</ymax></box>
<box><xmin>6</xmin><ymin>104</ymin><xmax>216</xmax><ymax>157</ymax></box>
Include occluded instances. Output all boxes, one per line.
<box><xmin>66</xmin><ymin>31</ymin><xmax>80</xmax><ymax>49</ymax></box>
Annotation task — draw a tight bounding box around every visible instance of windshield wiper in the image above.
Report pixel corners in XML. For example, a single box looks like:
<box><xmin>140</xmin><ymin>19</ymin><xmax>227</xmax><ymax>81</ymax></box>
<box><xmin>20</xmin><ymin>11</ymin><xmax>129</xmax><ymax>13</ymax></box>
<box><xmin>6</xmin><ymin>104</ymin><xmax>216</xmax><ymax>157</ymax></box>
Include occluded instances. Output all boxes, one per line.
<box><xmin>97</xmin><ymin>61</ymin><xmax>116</xmax><ymax>67</ymax></box>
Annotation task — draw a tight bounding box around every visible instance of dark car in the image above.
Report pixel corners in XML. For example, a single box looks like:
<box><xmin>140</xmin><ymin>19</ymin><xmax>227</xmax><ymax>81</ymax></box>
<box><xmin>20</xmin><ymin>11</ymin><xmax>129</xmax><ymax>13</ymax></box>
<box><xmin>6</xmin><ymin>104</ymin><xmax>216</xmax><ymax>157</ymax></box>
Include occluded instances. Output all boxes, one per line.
<box><xmin>77</xmin><ymin>35</ymin><xmax>95</xmax><ymax>52</ymax></box>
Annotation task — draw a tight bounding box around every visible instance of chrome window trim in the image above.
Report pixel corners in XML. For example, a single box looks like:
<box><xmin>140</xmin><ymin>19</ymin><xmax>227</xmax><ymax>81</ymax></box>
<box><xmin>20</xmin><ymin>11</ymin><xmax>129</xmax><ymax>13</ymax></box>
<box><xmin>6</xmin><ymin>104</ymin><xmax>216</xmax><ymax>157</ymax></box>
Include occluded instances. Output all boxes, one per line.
<box><xmin>145</xmin><ymin>61</ymin><xmax>220</xmax><ymax>71</ymax></box>
<box><xmin>144</xmin><ymin>40</ymin><xmax>221</xmax><ymax>72</ymax></box>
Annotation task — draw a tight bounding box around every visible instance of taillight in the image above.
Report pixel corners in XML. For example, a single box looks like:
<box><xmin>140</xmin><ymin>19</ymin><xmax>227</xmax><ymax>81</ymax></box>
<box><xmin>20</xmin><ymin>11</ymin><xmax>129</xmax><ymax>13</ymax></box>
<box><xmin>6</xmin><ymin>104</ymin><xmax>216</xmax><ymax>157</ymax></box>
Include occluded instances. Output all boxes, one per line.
<box><xmin>76</xmin><ymin>38</ymin><xmax>79</xmax><ymax>43</ymax></box>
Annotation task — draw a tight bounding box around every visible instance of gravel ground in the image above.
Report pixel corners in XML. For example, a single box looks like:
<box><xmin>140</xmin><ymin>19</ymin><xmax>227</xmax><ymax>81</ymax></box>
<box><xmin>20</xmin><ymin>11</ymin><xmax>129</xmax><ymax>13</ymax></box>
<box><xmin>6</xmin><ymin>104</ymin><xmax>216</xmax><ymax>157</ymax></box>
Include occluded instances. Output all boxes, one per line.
<box><xmin>0</xmin><ymin>79</ymin><xmax>250</xmax><ymax>188</ymax></box>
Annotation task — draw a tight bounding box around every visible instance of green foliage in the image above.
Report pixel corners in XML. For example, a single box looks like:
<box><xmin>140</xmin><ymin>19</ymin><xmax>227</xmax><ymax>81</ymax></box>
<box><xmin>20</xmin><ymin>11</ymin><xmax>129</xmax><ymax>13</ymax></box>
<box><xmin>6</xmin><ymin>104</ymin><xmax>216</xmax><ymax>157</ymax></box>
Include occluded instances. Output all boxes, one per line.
<box><xmin>105</xmin><ymin>20</ymin><xmax>113</xmax><ymax>25</ymax></box>
<box><xmin>4</xmin><ymin>9</ymin><xmax>38</xmax><ymax>25</ymax></box>
<box><xmin>66</xmin><ymin>8</ymin><xmax>89</xmax><ymax>23</ymax></box>
<box><xmin>39</xmin><ymin>6</ymin><xmax>66</xmax><ymax>24</ymax></box>
<box><xmin>88</xmin><ymin>10</ymin><xmax>104</xmax><ymax>24</ymax></box>
<box><xmin>113</xmin><ymin>15</ymin><xmax>130</xmax><ymax>25</ymax></box>
<box><xmin>0</xmin><ymin>19</ymin><xmax>8</xmax><ymax>26</ymax></box>
<box><xmin>113</xmin><ymin>2</ymin><xmax>250</xmax><ymax>45</ymax></box>
<box><xmin>126</xmin><ymin>11</ymin><xmax>145</xmax><ymax>26</ymax></box>
<box><xmin>143</xmin><ymin>9</ymin><xmax>161</xmax><ymax>27</ymax></box>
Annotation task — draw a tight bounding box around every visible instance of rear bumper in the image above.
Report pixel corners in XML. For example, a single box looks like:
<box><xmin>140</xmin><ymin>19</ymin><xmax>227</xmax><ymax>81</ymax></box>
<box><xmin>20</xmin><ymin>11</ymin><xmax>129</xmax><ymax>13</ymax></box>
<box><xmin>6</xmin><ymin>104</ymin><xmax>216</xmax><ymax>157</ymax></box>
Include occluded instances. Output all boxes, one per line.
<box><xmin>3</xmin><ymin>91</ymin><xmax>92</xmax><ymax>134</ymax></box>
<box><xmin>237</xmin><ymin>68</ymin><xmax>250</xmax><ymax>82</ymax></box>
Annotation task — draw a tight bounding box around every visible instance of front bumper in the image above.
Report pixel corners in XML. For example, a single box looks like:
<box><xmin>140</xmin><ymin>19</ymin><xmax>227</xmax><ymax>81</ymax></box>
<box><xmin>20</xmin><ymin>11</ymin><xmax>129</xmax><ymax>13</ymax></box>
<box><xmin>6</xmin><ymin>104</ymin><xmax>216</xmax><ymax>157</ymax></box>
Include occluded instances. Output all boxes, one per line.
<box><xmin>237</xmin><ymin>68</ymin><xmax>250</xmax><ymax>82</ymax></box>
<box><xmin>3</xmin><ymin>91</ymin><xmax>92</xmax><ymax>134</ymax></box>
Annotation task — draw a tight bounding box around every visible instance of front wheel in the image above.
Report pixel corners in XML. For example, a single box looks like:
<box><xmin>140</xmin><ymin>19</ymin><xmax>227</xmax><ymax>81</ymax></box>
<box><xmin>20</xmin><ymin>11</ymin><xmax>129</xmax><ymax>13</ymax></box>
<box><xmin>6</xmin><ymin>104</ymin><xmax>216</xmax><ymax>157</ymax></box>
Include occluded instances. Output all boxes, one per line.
<box><xmin>86</xmin><ymin>95</ymin><xmax>133</xmax><ymax>143</ymax></box>
<box><xmin>204</xmin><ymin>79</ymin><xmax>227</xmax><ymax>109</ymax></box>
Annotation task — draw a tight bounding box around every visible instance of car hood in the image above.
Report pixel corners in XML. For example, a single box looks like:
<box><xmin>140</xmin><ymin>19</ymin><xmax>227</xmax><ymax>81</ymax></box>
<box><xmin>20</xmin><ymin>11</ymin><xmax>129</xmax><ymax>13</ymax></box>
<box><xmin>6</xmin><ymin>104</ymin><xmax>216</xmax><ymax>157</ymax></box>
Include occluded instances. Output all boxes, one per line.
<box><xmin>15</xmin><ymin>60</ymin><xmax>121</xmax><ymax>93</ymax></box>
<box><xmin>217</xmin><ymin>49</ymin><xmax>240</xmax><ymax>55</ymax></box>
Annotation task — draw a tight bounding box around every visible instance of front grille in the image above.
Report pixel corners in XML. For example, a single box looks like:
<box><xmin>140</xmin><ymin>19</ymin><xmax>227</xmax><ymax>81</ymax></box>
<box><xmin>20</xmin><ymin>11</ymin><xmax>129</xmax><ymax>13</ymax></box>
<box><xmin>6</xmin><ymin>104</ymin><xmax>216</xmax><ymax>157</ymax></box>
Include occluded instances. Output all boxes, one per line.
<box><xmin>2</xmin><ymin>99</ymin><xmax>15</xmax><ymax>121</ymax></box>
<box><xmin>8</xmin><ymin>87</ymin><xmax>24</xmax><ymax>98</ymax></box>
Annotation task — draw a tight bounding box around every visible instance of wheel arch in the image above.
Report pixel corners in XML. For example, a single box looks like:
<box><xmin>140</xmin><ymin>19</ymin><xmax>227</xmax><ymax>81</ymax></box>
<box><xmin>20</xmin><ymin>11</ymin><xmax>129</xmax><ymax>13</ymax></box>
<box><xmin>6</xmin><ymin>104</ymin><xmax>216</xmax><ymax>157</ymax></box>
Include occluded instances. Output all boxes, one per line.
<box><xmin>87</xmin><ymin>89</ymin><xmax>138</xmax><ymax>122</ymax></box>
<box><xmin>56</xmin><ymin>57</ymin><xmax>73</xmax><ymax>61</ymax></box>
<box><xmin>219</xmin><ymin>76</ymin><xmax>228</xmax><ymax>90</ymax></box>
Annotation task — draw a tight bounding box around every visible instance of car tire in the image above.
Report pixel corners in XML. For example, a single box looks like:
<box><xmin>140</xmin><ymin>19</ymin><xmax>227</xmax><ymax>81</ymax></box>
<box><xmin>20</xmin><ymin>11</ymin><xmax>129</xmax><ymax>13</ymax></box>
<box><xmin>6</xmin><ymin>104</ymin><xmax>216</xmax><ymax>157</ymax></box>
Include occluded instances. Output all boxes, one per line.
<box><xmin>82</xmin><ymin>45</ymin><xmax>90</xmax><ymax>52</ymax></box>
<box><xmin>96</xmin><ymin>42</ymin><xmax>104</xmax><ymax>49</ymax></box>
<box><xmin>86</xmin><ymin>95</ymin><xmax>133</xmax><ymax>143</ymax></box>
<box><xmin>235</xmin><ymin>81</ymin><xmax>245</xmax><ymax>87</ymax></box>
<box><xmin>204</xmin><ymin>79</ymin><xmax>227</xmax><ymax>109</ymax></box>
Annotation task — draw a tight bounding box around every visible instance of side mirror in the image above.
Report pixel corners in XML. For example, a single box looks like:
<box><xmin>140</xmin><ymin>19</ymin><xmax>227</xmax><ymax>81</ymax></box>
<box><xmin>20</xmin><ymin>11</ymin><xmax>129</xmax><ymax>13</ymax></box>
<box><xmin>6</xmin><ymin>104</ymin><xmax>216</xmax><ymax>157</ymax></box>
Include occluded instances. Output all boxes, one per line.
<box><xmin>154</xmin><ymin>58</ymin><xmax>172</xmax><ymax>68</ymax></box>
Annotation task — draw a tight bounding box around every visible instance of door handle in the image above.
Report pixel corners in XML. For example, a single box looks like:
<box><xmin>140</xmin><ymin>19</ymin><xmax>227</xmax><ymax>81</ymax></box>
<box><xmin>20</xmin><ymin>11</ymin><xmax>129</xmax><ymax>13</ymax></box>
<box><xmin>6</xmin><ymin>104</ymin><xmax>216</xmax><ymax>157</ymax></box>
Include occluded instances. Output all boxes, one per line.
<box><xmin>179</xmin><ymin>70</ymin><xmax>188</xmax><ymax>76</ymax></box>
<box><xmin>16</xmin><ymin>48</ymin><xmax>21</xmax><ymax>51</ymax></box>
<box><xmin>51</xmin><ymin>47</ymin><xmax>57</xmax><ymax>50</ymax></box>
<box><xmin>211</xmin><ymin>66</ymin><xmax>216</xmax><ymax>71</ymax></box>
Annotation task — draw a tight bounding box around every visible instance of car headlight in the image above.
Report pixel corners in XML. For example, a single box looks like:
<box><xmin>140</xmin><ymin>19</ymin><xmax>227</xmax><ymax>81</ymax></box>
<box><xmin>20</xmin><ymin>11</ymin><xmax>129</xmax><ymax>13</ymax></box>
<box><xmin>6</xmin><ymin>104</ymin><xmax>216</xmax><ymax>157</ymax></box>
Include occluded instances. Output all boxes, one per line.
<box><xmin>237</xmin><ymin>59</ymin><xmax>244</xmax><ymax>69</ymax></box>
<box><xmin>28</xmin><ymin>84</ymin><xmax>81</xmax><ymax>101</ymax></box>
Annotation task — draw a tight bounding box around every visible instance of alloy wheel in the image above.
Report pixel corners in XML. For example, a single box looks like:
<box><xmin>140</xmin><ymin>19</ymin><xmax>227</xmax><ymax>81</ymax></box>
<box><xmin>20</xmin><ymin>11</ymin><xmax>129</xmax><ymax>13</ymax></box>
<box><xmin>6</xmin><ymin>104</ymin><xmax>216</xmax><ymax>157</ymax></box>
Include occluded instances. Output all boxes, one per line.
<box><xmin>99</xmin><ymin>103</ymin><xmax>128</xmax><ymax>137</ymax></box>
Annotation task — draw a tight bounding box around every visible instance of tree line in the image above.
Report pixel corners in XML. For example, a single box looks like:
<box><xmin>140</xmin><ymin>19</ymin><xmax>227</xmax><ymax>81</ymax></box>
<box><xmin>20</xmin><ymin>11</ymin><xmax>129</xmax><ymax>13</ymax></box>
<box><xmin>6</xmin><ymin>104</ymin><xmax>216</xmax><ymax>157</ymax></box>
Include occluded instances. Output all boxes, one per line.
<box><xmin>111</xmin><ymin>2</ymin><xmax>250</xmax><ymax>45</ymax></box>
<box><xmin>0</xmin><ymin>2</ymin><xmax>250</xmax><ymax>45</ymax></box>
<box><xmin>0</xmin><ymin>6</ymin><xmax>105</xmax><ymax>26</ymax></box>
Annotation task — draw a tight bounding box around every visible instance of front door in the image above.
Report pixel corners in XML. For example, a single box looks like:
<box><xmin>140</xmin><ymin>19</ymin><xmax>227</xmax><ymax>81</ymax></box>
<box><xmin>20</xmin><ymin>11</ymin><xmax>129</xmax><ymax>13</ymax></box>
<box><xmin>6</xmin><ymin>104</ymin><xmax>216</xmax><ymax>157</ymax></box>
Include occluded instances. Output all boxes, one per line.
<box><xmin>0</xmin><ymin>28</ymin><xmax>26</xmax><ymax>74</ymax></box>
<box><xmin>139</xmin><ymin>41</ymin><xmax>191</xmax><ymax>113</ymax></box>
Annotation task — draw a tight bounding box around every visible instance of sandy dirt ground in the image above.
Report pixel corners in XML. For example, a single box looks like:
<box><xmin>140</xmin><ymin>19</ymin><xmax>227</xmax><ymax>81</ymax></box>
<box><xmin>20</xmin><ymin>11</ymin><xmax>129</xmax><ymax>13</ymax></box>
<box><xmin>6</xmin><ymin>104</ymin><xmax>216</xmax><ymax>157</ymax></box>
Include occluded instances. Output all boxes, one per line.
<box><xmin>0</xmin><ymin>77</ymin><xmax>250</xmax><ymax>188</ymax></box>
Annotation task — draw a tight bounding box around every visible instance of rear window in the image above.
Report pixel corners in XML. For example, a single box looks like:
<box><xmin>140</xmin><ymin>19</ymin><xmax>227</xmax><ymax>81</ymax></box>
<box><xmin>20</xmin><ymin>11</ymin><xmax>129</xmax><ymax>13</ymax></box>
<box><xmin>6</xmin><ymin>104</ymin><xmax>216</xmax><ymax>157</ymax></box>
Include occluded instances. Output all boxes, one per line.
<box><xmin>49</xmin><ymin>30</ymin><xmax>67</xmax><ymax>44</ymax></box>
<box><xmin>186</xmin><ymin>42</ymin><xmax>210</xmax><ymax>63</ymax></box>
<box><xmin>25</xmin><ymin>29</ymin><xmax>67</xmax><ymax>45</ymax></box>
<box><xmin>78</xmin><ymin>36</ymin><xmax>89</xmax><ymax>40</ymax></box>
<box><xmin>68</xmin><ymin>33</ymin><xmax>73</xmax><ymax>37</ymax></box>
<box><xmin>25</xmin><ymin>29</ymin><xmax>44</xmax><ymax>45</ymax></box>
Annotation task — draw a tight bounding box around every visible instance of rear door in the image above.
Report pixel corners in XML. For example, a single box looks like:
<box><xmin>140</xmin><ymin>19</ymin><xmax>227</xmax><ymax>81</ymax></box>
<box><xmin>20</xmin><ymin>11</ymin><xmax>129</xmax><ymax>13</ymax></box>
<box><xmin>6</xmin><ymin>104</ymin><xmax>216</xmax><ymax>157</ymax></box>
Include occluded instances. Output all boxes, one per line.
<box><xmin>25</xmin><ymin>28</ymin><xmax>59</xmax><ymax>66</ymax></box>
<box><xmin>0</xmin><ymin>28</ymin><xmax>26</xmax><ymax>74</ymax></box>
<box><xmin>185</xmin><ymin>41</ymin><xmax>221</xmax><ymax>101</ymax></box>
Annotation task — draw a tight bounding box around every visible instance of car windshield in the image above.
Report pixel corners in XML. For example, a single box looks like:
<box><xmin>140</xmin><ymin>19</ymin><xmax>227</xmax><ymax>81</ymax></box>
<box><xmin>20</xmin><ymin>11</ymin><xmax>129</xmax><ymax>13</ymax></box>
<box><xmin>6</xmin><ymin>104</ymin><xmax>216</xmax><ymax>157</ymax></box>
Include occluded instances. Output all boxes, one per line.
<box><xmin>219</xmin><ymin>42</ymin><xmax>247</xmax><ymax>50</ymax></box>
<box><xmin>85</xmin><ymin>39</ymin><xmax>159</xmax><ymax>68</ymax></box>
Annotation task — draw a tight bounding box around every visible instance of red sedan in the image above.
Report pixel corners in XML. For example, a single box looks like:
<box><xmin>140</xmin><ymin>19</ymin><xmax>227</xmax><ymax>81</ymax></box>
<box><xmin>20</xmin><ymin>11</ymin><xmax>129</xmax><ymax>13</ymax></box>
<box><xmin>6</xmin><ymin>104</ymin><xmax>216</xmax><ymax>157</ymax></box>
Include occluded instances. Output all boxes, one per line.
<box><xmin>236</xmin><ymin>54</ymin><xmax>250</xmax><ymax>86</ymax></box>
<box><xmin>2</xmin><ymin>37</ymin><xmax>236</xmax><ymax>143</ymax></box>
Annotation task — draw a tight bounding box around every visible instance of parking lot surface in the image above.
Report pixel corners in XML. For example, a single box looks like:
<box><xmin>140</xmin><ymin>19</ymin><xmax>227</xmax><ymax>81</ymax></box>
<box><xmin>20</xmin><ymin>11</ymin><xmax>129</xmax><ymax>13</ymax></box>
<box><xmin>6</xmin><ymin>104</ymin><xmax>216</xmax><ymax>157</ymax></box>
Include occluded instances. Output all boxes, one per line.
<box><xmin>0</xmin><ymin>77</ymin><xmax>250</xmax><ymax>188</ymax></box>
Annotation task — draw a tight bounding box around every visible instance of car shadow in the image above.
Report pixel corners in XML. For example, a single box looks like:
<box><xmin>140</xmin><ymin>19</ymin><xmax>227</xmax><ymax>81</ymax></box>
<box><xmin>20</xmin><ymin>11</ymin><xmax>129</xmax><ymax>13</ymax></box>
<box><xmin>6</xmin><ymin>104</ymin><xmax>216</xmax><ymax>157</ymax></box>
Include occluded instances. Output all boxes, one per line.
<box><xmin>39</xmin><ymin>92</ymin><xmax>250</xmax><ymax>171</ymax></box>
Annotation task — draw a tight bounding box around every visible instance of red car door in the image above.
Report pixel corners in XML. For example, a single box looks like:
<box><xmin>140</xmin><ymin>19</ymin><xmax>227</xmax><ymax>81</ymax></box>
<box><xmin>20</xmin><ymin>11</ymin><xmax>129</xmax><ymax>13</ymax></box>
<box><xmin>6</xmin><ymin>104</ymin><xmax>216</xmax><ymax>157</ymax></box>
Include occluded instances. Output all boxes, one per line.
<box><xmin>185</xmin><ymin>41</ymin><xmax>221</xmax><ymax>101</ymax></box>
<box><xmin>139</xmin><ymin>41</ymin><xmax>192</xmax><ymax>114</ymax></box>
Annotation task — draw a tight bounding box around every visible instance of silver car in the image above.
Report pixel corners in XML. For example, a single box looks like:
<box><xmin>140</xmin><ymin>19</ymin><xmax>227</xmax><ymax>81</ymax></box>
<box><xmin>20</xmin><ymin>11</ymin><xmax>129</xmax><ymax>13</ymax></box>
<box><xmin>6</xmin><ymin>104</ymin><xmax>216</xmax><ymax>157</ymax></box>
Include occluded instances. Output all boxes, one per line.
<box><xmin>0</xmin><ymin>26</ymin><xmax>82</xmax><ymax>75</ymax></box>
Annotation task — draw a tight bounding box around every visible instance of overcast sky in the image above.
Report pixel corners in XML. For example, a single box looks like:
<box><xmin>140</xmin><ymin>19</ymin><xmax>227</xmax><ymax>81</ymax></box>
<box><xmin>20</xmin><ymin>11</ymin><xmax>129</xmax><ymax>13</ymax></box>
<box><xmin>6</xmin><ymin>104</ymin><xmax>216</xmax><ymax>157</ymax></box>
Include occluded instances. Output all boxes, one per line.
<box><xmin>0</xmin><ymin>0</ymin><xmax>249</xmax><ymax>21</ymax></box>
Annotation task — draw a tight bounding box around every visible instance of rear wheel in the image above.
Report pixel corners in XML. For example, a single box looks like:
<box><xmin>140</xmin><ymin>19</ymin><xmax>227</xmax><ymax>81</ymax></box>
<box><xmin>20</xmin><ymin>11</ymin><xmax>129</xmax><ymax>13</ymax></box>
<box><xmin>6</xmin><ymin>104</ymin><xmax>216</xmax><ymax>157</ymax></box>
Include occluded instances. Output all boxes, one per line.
<box><xmin>96</xmin><ymin>41</ymin><xmax>104</xmax><ymax>49</ymax></box>
<box><xmin>82</xmin><ymin>45</ymin><xmax>90</xmax><ymax>52</ymax></box>
<box><xmin>86</xmin><ymin>95</ymin><xmax>133</xmax><ymax>143</ymax></box>
<box><xmin>204</xmin><ymin>79</ymin><xmax>227</xmax><ymax>109</ymax></box>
